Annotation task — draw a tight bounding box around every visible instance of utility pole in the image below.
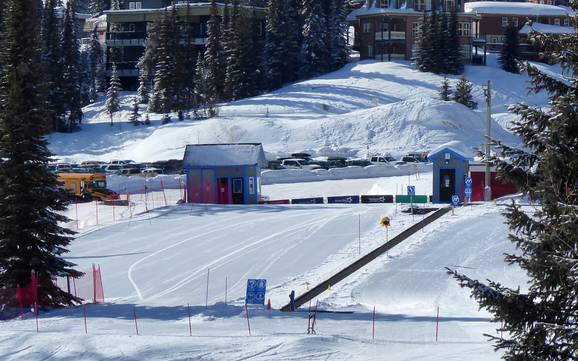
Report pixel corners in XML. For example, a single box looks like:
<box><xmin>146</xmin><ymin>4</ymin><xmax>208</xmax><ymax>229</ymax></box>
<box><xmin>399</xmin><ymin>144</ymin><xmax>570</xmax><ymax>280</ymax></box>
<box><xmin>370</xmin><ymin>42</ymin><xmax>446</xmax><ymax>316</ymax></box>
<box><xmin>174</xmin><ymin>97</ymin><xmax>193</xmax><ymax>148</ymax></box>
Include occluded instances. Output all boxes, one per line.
<box><xmin>483</xmin><ymin>80</ymin><xmax>492</xmax><ymax>202</ymax></box>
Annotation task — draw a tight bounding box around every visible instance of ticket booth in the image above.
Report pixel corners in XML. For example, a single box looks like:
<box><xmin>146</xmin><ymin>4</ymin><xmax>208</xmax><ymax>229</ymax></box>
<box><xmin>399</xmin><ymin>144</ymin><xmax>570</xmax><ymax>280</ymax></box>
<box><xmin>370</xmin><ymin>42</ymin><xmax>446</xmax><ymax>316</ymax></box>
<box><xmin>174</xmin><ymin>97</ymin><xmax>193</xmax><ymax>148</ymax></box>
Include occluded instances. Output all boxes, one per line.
<box><xmin>429</xmin><ymin>147</ymin><xmax>469</xmax><ymax>203</ymax></box>
<box><xmin>183</xmin><ymin>143</ymin><xmax>267</xmax><ymax>204</ymax></box>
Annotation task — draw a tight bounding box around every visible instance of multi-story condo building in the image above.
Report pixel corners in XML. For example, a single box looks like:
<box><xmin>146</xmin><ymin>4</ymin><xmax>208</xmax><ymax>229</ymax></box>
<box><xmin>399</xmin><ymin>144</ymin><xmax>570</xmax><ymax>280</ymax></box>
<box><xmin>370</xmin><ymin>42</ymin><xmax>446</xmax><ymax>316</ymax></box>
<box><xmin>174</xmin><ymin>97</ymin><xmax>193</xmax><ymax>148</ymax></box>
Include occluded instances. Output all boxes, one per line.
<box><xmin>101</xmin><ymin>1</ymin><xmax>265</xmax><ymax>88</ymax></box>
<box><xmin>348</xmin><ymin>0</ymin><xmax>476</xmax><ymax>63</ymax></box>
<box><xmin>465</xmin><ymin>1</ymin><xmax>573</xmax><ymax>53</ymax></box>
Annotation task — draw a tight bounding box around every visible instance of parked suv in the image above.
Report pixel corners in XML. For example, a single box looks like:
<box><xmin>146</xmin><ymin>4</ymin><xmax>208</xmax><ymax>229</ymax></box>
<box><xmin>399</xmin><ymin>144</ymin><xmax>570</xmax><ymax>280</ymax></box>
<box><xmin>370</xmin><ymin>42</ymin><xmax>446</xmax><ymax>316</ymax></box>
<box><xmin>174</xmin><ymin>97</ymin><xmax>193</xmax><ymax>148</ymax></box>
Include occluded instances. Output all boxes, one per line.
<box><xmin>280</xmin><ymin>158</ymin><xmax>321</xmax><ymax>170</ymax></box>
<box><xmin>370</xmin><ymin>155</ymin><xmax>396</xmax><ymax>165</ymax></box>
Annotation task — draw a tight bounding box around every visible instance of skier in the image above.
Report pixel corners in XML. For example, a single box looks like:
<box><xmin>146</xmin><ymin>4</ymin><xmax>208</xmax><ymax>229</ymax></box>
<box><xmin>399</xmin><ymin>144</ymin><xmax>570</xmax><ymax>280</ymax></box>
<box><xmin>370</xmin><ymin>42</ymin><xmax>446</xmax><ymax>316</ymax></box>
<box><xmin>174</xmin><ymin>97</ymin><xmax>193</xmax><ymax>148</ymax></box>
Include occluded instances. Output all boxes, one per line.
<box><xmin>289</xmin><ymin>290</ymin><xmax>295</xmax><ymax>311</ymax></box>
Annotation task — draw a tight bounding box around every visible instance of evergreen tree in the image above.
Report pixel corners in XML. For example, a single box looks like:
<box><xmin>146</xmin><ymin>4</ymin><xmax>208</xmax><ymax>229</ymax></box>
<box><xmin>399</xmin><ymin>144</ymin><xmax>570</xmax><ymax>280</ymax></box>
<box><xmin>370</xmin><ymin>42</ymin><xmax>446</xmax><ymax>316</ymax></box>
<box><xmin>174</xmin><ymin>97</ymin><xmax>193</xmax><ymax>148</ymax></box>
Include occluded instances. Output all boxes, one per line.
<box><xmin>448</xmin><ymin>22</ymin><xmax>578</xmax><ymax>357</ymax></box>
<box><xmin>129</xmin><ymin>97</ymin><xmax>141</xmax><ymax>125</ymax></box>
<box><xmin>179</xmin><ymin>1</ymin><xmax>197</xmax><ymax>111</ymax></box>
<box><xmin>137</xmin><ymin>22</ymin><xmax>159</xmax><ymax>104</ymax></box>
<box><xmin>137</xmin><ymin>70</ymin><xmax>151</xmax><ymax>104</ymax></box>
<box><xmin>415</xmin><ymin>12</ymin><xmax>434</xmax><ymax>72</ymax></box>
<box><xmin>204</xmin><ymin>0</ymin><xmax>226</xmax><ymax>102</ymax></box>
<box><xmin>453</xmin><ymin>76</ymin><xmax>477</xmax><ymax>109</ymax></box>
<box><xmin>332</xmin><ymin>0</ymin><xmax>349</xmax><ymax>71</ymax></box>
<box><xmin>193</xmin><ymin>52</ymin><xmax>212</xmax><ymax>118</ymax></box>
<box><xmin>300</xmin><ymin>0</ymin><xmax>328</xmax><ymax>78</ymax></box>
<box><xmin>89</xmin><ymin>27</ymin><xmax>106</xmax><ymax>95</ymax></box>
<box><xmin>90</xmin><ymin>0</ymin><xmax>110</xmax><ymax>14</ymax></box>
<box><xmin>499</xmin><ymin>23</ymin><xmax>520</xmax><ymax>74</ymax></box>
<box><xmin>0</xmin><ymin>0</ymin><xmax>81</xmax><ymax>306</ymax></box>
<box><xmin>432</xmin><ymin>11</ymin><xmax>446</xmax><ymax>74</ymax></box>
<box><xmin>264</xmin><ymin>0</ymin><xmax>287</xmax><ymax>89</ymax></box>
<box><xmin>41</xmin><ymin>0</ymin><xmax>66</xmax><ymax>132</ymax></box>
<box><xmin>446</xmin><ymin>9</ymin><xmax>463</xmax><ymax>74</ymax></box>
<box><xmin>439</xmin><ymin>77</ymin><xmax>451</xmax><ymax>101</ymax></box>
<box><xmin>149</xmin><ymin>10</ymin><xmax>174</xmax><ymax>113</ymax></box>
<box><xmin>106</xmin><ymin>63</ymin><xmax>122</xmax><ymax>125</ymax></box>
<box><xmin>61</xmin><ymin>0</ymin><xmax>83</xmax><ymax>131</ymax></box>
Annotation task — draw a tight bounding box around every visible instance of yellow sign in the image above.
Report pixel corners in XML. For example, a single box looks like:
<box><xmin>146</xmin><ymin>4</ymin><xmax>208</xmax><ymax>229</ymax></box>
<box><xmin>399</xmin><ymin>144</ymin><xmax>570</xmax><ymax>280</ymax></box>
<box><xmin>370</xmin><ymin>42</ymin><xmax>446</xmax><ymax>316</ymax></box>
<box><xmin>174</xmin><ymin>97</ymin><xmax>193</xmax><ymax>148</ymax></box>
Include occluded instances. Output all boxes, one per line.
<box><xmin>380</xmin><ymin>216</ymin><xmax>391</xmax><ymax>228</ymax></box>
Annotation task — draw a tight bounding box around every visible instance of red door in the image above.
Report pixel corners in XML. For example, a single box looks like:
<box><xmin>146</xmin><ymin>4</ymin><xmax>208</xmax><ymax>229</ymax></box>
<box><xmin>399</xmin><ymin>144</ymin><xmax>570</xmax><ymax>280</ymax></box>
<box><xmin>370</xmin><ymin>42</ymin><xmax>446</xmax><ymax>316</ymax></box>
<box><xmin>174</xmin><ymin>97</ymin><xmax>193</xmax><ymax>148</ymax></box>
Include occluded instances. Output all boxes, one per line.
<box><xmin>218</xmin><ymin>178</ymin><xmax>230</xmax><ymax>204</ymax></box>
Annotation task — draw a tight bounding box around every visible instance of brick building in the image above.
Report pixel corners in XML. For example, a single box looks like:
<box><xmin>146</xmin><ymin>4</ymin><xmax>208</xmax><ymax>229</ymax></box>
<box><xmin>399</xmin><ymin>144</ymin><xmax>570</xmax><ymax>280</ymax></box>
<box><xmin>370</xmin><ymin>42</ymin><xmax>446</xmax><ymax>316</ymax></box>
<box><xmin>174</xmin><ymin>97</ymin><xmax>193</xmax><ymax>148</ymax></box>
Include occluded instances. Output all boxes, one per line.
<box><xmin>348</xmin><ymin>0</ymin><xmax>475</xmax><ymax>62</ymax></box>
<box><xmin>465</xmin><ymin>1</ymin><xmax>573</xmax><ymax>52</ymax></box>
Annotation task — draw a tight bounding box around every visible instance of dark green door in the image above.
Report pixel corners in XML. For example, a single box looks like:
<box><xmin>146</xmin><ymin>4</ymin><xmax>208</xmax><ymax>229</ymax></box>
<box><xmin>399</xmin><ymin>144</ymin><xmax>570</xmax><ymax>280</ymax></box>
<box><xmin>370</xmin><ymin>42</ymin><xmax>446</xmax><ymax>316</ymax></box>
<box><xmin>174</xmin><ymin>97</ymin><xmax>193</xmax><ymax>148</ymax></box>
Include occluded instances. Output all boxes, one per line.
<box><xmin>439</xmin><ymin>169</ymin><xmax>455</xmax><ymax>203</ymax></box>
<box><xmin>232</xmin><ymin>177</ymin><xmax>244</xmax><ymax>204</ymax></box>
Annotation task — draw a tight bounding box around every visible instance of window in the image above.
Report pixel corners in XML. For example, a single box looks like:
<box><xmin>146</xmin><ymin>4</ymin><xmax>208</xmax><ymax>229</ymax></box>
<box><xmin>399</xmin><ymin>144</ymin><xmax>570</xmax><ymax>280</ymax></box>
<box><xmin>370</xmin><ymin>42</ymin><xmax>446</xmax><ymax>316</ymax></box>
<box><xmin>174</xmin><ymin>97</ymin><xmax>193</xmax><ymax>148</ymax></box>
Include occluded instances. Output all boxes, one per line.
<box><xmin>412</xmin><ymin>22</ymin><xmax>421</xmax><ymax>37</ymax></box>
<box><xmin>128</xmin><ymin>1</ymin><xmax>142</xmax><ymax>9</ymax></box>
<box><xmin>502</xmin><ymin>17</ymin><xmax>508</xmax><ymax>27</ymax></box>
<box><xmin>512</xmin><ymin>17</ymin><xmax>518</xmax><ymax>27</ymax></box>
<box><xmin>457</xmin><ymin>22</ymin><xmax>471</xmax><ymax>36</ymax></box>
<box><xmin>363</xmin><ymin>22</ymin><xmax>372</xmax><ymax>33</ymax></box>
<box><xmin>128</xmin><ymin>23</ymin><xmax>136</xmax><ymax>32</ymax></box>
<box><xmin>380</xmin><ymin>0</ymin><xmax>389</xmax><ymax>7</ymax></box>
<box><xmin>444</xmin><ymin>0</ymin><xmax>455</xmax><ymax>11</ymax></box>
<box><xmin>554</xmin><ymin>18</ymin><xmax>560</xmax><ymax>26</ymax></box>
<box><xmin>379</xmin><ymin>22</ymin><xmax>389</xmax><ymax>32</ymax></box>
<box><xmin>233</xmin><ymin>179</ymin><xmax>243</xmax><ymax>194</ymax></box>
<box><xmin>563</xmin><ymin>18</ymin><xmax>570</xmax><ymax>26</ymax></box>
<box><xmin>368</xmin><ymin>44</ymin><xmax>374</xmax><ymax>58</ymax></box>
<box><xmin>415</xmin><ymin>0</ymin><xmax>425</xmax><ymax>10</ymax></box>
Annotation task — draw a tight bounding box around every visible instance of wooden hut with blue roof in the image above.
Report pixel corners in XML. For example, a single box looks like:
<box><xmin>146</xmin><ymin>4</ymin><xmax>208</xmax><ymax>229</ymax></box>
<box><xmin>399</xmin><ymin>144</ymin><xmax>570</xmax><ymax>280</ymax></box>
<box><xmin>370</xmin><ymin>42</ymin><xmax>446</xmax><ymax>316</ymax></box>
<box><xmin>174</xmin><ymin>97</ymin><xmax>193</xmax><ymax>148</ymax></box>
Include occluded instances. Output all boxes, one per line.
<box><xmin>182</xmin><ymin>143</ymin><xmax>267</xmax><ymax>204</ymax></box>
<box><xmin>428</xmin><ymin>146</ymin><xmax>470</xmax><ymax>203</ymax></box>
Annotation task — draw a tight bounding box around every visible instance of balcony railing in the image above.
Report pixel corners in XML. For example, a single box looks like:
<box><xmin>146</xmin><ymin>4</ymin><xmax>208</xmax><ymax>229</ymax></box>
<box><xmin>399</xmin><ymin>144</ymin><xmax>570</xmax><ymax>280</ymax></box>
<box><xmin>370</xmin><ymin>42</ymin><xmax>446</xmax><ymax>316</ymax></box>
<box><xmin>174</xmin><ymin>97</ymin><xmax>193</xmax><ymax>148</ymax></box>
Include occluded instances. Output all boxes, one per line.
<box><xmin>375</xmin><ymin>31</ymin><xmax>406</xmax><ymax>41</ymax></box>
<box><xmin>106</xmin><ymin>38</ymin><xmax>146</xmax><ymax>47</ymax></box>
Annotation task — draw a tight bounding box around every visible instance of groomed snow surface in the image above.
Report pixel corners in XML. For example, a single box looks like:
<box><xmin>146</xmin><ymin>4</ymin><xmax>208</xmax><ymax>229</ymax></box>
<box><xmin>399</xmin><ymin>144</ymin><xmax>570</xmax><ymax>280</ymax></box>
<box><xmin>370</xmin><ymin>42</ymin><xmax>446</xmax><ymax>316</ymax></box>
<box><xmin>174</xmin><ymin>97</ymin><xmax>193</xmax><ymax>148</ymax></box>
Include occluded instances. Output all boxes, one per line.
<box><xmin>0</xmin><ymin>174</ymin><xmax>527</xmax><ymax>360</ymax></box>
<box><xmin>48</xmin><ymin>56</ymin><xmax>550</xmax><ymax>163</ymax></box>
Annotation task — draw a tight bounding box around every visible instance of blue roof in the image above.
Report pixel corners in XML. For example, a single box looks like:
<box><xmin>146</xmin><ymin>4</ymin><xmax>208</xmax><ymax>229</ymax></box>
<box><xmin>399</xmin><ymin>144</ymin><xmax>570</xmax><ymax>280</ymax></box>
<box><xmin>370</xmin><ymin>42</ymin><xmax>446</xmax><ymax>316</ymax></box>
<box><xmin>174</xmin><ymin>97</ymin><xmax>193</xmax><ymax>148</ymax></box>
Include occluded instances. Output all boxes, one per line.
<box><xmin>427</xmin><ymin>147</ymin><xmax>468</xmax><ymax>161</ymax></box>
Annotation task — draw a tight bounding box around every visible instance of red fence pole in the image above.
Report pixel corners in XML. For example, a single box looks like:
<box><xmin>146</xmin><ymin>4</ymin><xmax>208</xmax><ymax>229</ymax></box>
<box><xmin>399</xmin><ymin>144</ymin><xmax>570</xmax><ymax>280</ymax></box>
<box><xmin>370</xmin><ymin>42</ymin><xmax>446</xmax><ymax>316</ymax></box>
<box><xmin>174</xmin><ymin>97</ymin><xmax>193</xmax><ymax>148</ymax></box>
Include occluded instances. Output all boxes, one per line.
<box><xmin>435</xmin><ymin>306</ymin><xmax>440</xmax><ymax>342</ymax></box>
<box><xmin>133</xmin><ymin>306</ymin><xmax>139</xmax><ymax>335</ymax></box>
<box><xmin>245</xmin><ymin>303</ymin><xmax>251</xmax><ymax>336</ymax></box>
<box><xmin>372</xmin><ymin>305</ymin><xmax>376</xmax><ymax>341</ymax></box>
<box><xmin>83</xmin><ymin>304</ymin><xmax>88</xmax><ymax>334</ymax></box>
<box><xmin>92</xmin><ymin>264</ymin><xmax>97</xmax><ymax>304</ymax></box>
<box><xmin>35</xmin><ymin>302</ymin><xmax>39</xmax><ymax>333</ymax></box>
<box><xmin>187</xmin><ymin>303</ymin><xmax>192</xmax><ymax>336</ymax></box>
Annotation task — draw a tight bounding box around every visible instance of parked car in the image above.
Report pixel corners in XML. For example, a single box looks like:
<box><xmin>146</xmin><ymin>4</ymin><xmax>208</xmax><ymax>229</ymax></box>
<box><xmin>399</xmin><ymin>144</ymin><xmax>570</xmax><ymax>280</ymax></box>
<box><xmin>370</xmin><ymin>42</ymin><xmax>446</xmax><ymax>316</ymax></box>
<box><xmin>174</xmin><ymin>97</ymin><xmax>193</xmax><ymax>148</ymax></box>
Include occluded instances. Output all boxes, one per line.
<box><xmin>405</xmin><ymin>152</ymin><xmax>429</xmax><ymax>162</ymax></box>
<box><xmin>140</xmin><ymin>167</ymin><xmax>163</xmax><ymax>177</ymax></box>
<box><xmin>347</xmin><ymin>159</ymin><xmax>372</xmax><ymax>167</ymax></box>
<box><xmin>103</xmin><ymin>164</ymin><xmax>123</xmax><ymax>174</ymax></box>
<box><xmin>369</xmin><ymin>155</ymin><xmax>396</xmax><ymax>165</ymax></box>
<box><xmin>267</xmin><ymin>160</ymin><xmax>284</xmax><ymax>170</ymax></box>
<box><xmin>280</xmin><ymin>158</ymin><xmax>321</xmax><ymax>170</ymax></box>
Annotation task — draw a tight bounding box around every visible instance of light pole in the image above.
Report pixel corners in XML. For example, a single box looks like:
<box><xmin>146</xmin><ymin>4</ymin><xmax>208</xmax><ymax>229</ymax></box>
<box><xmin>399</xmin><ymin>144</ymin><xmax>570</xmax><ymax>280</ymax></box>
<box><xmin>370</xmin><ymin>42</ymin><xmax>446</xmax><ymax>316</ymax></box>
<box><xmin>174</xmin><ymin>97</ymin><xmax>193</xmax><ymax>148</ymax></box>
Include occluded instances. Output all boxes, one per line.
<box><xmin>483</xmin><ymin>80</ymin><xmax>492</xmax><ymax>202</ymax></box>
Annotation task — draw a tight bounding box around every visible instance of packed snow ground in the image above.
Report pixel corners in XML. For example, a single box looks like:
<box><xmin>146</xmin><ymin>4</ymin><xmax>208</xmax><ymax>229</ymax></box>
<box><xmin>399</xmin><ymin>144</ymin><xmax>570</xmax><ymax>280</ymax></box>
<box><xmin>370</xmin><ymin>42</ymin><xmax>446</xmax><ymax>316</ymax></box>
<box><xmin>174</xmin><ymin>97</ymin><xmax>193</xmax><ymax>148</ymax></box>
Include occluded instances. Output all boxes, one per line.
<box><xmin>48</xmin><ymin>56</ymin><xmax>550</xmax><ymax>163</ymax></box>
<box><xmin>0</xmin><ymin>174</ymin><xmax>527</xmax><ymax>360</ymax></box>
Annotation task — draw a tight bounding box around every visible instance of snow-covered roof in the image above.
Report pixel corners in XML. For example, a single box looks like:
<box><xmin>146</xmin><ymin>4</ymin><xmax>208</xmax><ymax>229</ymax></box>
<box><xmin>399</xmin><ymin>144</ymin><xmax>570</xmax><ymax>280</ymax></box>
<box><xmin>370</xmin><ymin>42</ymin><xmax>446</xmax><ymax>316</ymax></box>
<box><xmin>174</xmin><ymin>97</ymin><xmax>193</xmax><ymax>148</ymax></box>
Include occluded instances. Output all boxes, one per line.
<box><xmin>104</xmin><ymin>2</ymin><xmax>264</xmax><ymax>16</ymax></box>
<box><xmin>347</xmin><ymin>1</ymin><xmax>420</xmax><ymax>20</ymax></box>
<box><xmin>519</xmin><ymin>22</ymin><xmax>575</xmax><ymax>35</ymax></box>
<box><xmin>427</xmin><ymin>141</ymin><xmax>473</xmax><ymax>160</ymax></box>
<box><xmin>464</xmin><ymin>2</ymin><xmax>570</xmax><ymax>16</ymax></box>
<box><xmin>183</xmin><ymin>143</ymin><xmax>267</xmax><ymax>168</ymax></box>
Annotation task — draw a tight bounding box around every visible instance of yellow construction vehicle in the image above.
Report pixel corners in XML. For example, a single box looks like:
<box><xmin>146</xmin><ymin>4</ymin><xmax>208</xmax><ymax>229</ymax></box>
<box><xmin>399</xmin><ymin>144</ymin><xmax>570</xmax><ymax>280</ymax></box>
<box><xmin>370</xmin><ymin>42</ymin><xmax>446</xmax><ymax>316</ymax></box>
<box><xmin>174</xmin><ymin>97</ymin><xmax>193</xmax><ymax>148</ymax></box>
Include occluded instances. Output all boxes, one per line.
<box><xmin>57</xmin><ymin>173</ymin><xmax>119</xmax><ymax>201</ymax></box>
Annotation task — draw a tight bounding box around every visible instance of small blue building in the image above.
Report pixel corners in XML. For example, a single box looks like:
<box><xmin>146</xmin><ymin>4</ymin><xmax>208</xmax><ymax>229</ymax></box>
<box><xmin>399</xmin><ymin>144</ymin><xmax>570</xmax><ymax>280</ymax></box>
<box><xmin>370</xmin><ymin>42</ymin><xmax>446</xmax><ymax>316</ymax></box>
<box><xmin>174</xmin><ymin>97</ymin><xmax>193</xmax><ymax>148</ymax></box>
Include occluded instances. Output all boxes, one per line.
<box><xmin>428</xmin><ymin>147</ymin><xmax>469</xmax><ymax>203</ymax></box>
<box><xmin>183</xmin><ymin>143</ymin><xmax>267</xmax><ymax>204</ymax></box>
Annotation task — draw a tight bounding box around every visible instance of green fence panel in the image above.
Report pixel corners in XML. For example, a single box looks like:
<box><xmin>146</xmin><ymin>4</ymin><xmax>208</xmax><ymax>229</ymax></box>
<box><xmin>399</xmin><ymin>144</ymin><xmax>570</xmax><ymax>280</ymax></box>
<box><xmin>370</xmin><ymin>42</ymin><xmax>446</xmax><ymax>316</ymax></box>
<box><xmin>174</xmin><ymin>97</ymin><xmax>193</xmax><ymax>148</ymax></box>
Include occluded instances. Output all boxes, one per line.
<box><xmin>395</xmin><ymin>195</ymin><xmax>428</xmax><ymax>204</ymax></box>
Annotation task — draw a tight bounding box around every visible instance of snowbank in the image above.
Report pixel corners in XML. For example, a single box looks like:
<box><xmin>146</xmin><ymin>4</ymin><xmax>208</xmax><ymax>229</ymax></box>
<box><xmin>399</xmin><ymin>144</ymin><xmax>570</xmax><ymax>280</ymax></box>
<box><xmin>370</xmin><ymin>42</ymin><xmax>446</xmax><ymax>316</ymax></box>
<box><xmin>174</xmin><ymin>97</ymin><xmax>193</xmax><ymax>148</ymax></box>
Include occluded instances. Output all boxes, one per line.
<box><xmin>465</xmin><ymin>2</ymin><xmax>570</xmax><ymax>16</ymax></box>
<box><xmin>49</xmin><ymin>60</ymin><xmax>547</xmax><ymax>163</ymax></box>
<box><xmin>262</xmin><ymin>163</ymin><xmax>432</xmax><ymax>185</ymax></box>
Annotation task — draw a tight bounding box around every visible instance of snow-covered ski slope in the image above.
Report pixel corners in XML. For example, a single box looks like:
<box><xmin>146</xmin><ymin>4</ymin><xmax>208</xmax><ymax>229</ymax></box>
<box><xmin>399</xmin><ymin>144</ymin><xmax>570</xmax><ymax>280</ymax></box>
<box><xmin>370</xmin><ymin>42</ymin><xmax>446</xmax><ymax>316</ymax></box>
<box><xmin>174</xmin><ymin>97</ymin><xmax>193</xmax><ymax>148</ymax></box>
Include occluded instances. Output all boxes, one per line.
<box><xmin>48</xmin><ymin>56</ymin><xmax>549</xmax><ymax>163</ymax></box>
<box><xmin>0</xmin><ymin>176</ymin><xmax>526</xmax><ymax>360</ymax></box>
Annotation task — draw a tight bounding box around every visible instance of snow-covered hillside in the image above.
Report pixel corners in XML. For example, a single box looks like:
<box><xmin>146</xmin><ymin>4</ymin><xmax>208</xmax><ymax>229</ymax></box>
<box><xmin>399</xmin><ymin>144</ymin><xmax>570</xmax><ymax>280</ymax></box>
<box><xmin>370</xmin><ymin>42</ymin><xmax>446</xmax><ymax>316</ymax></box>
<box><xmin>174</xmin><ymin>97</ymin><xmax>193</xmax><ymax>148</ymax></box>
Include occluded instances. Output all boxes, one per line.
<box><xmin>48</xmin><ymin>57</ymin><xmax>549</xmax><ymax>163</ymax></box>
<box><xmin>0</xmin><ymin>176</ymin><xmax>526</xmax><ymax>360</ymax></box>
